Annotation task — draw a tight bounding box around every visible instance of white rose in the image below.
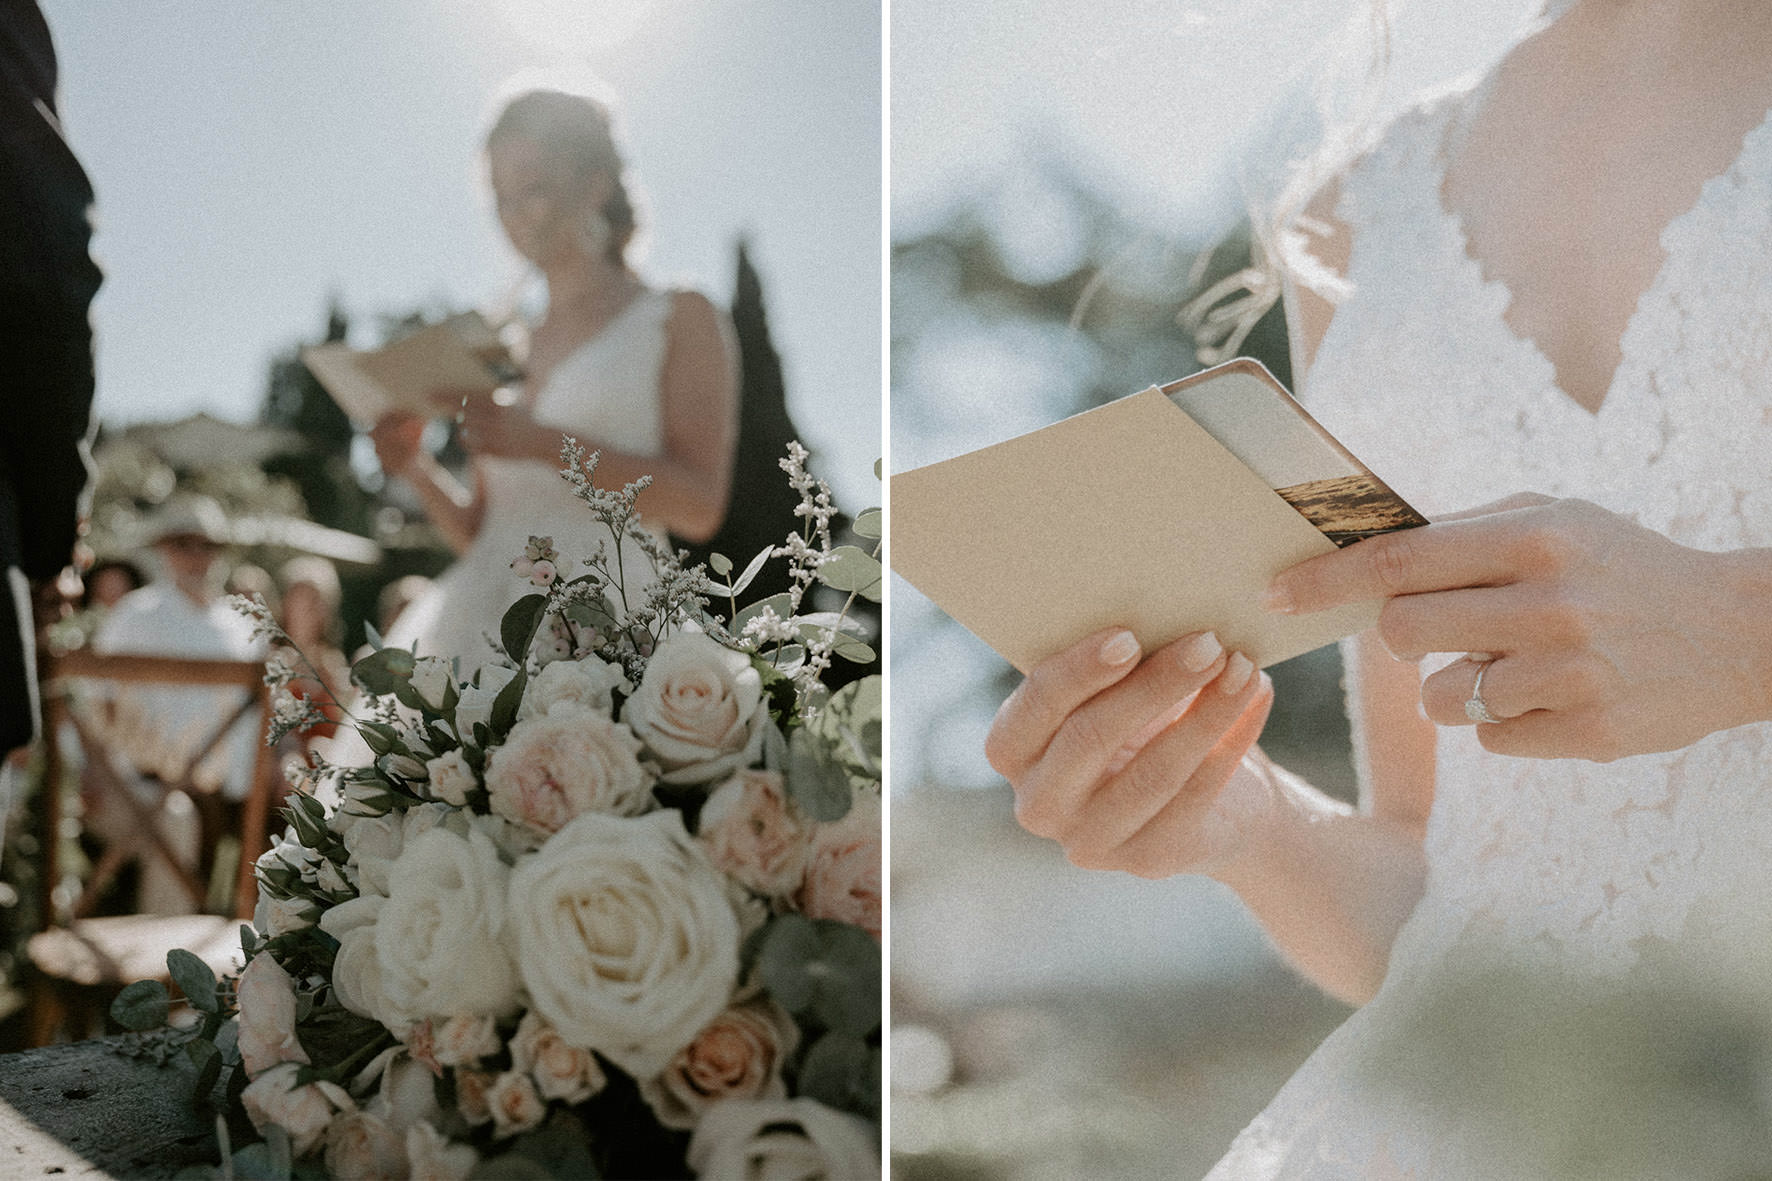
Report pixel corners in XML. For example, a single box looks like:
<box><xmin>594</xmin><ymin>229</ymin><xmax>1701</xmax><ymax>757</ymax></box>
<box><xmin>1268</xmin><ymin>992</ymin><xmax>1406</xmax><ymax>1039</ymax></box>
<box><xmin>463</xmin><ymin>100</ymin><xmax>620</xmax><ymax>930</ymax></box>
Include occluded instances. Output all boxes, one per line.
<box><xmin>516</xmin><ymin>655</ymin><xmax>632</xmax><ymax>721</ymax></box>
<box><xmin>369</xmin><ymin>1051</ymin><xmax>442</xmax><ymax>1135</ymax></box>
<box><xmin>484</xmin><ymin>704</ymin><xmax>653</xmax><ymax>836</ymax></box>
<box><xmin>343</xmin><ymin>813</ymin><xmax>404</xmax><ymax>898</ymax></box>
<box><xmin>641</xmin><ymin>999</ymin><xmax>799</xmax><ymax>1130</ymax></box>
<box><xmin>508</xmin><ymin>810</ymin><xmax>741</xmax><ymax>1076</ymax></box>
<box><xmin>240</xmin><ymin>1062</ymin><xmax>354</xmax><ymax>1159</ymax></box>
<box><xmin>315</xmin><ymin>859</ymin><xmax>349</xmax><ymax>894</ymax></box>
<box><xmin>265</xmin><ymin>895</ymin><xmax>319</xmax><ymax>937</ymax></box>
<box><xmin>455</xmin><ymin>664</ymin><xmax>518</xmax><ymax>741</ymax></box>
<box><xmin>410</xmin><ymin>656</ymin><xmax>456</xmax><ymax>712</ymax></box>
<box><xmin>425</xmin><ymin>749</ymin><xmax>477</xmax><ymax>806</ymax></box>
<box><xmin>318</xmin><ymin>894</ymin><xmax>391</xmax><ymax>1027</ymax></box>
<box><xmin>510</xmin><ymin>1011</ymin><xmax>605</xmax><ymax>1105</ymax></box>
<box><xmin>686</xmin><ymin>1098</ymin><xmax>879</xmax><ymax>1181</ymax></box>
<box><xmin>622</xmin><ymin>631</ymin><xmax>767</xmax><ymax>784</ymax></box>
<box><xmin>400</xmin><ymin>801</ymin><xmax>457</xmax><ymax>844</ymax></box>
<box><xmin>323</xmin><ymin>1110</ymin><xmax>405</xmax><ymax>1181</ymax></box>
<box><xmin>376</xmin><ymin>828</ymin><xmax>519</xmax><ymax>1026</ymax></box>
<box><xmin>486</xmin><ymin>1071</ymin><xmax>545</xmax><ymax>1139</ymax></box>
<box><xmin>378</xmin><ymin>753</ymin><xmax>428</xmax><ymax>782</ymax></box>
<box><xmin>431</xmin><ymin>1014</ymin><xmax>502</xmax><ymax>1067</ymax></box>
<box><xmin>235</xmin><ymin>953</ymin><xmax>310</xmax><ymax>1079</ymax></box>
<box><xmin>406</xmin><ymin>1122</ymin><xmax>477</xmax><ymax>1181</ymax></box>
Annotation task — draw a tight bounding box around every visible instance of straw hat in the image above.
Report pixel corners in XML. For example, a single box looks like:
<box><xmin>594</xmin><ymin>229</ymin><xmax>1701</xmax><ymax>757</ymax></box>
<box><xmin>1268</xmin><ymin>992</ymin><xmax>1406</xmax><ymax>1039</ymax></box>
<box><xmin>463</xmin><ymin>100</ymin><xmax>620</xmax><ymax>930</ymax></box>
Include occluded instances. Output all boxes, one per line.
<box><xmin>142</xmin><ymin>493</ymin><xmax>232</xmax><ymax>547</ymax></box>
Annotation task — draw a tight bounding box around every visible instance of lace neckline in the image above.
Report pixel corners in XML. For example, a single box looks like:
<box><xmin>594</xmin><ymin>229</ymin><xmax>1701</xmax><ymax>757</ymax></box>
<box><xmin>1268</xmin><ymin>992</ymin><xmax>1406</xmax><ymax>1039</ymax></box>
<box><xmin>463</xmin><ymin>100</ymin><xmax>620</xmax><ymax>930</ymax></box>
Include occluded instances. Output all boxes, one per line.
<box><xmin>1431</xmin><ymin>54</ymin><xmax>1772</xmax><ymax>422</ymax></box>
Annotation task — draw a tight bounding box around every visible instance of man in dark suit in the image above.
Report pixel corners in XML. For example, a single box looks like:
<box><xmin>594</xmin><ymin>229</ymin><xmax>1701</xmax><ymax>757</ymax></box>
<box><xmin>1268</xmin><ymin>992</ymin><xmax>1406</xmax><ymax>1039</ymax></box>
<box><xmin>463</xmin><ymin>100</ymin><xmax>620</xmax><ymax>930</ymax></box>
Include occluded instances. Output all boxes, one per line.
<box><xmin>0</xmin><ymin>0</ymin><xmax>102</xmax><ymax>754</ymax></box>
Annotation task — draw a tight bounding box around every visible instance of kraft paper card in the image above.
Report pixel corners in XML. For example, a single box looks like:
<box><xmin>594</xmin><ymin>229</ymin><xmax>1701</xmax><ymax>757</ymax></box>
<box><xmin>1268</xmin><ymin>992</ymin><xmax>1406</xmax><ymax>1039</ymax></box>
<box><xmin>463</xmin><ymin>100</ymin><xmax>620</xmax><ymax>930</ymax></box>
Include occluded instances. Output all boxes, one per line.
<box><xmin>302</xmin><ymin>311</ymin><xmax>518</xmax><ymax>425</ymax></box>
<box><xmin>890</xmin><ymin>358</ymin><xmax>1427</xmax><ymax>673</ymax></box>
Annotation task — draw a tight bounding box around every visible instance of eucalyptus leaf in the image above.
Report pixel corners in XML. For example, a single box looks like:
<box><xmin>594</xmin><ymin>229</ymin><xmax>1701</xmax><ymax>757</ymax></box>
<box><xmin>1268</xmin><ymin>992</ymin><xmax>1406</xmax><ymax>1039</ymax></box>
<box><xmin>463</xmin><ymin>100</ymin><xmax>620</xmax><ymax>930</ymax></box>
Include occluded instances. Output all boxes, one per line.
<box><xmin>761</xmin><ymin>717</ymin><xmax>790</xmax><ymax>773</ymax></box>
<box><xmin>362</xmin><ymin>620</ymin><xmax>384</xmax><ymax>651</ymax></box>
<box><xmin>350</xmin><ymin>646</ymin><xmax>415</xmax><ymax>696</ymax></box>
<box><xmin>731</xmin><ymin>591</ymin><xmax>793</xmax><ymax>635</ymax></box>
<box><xmin>757</xmin><ymin>914</ymin><xmax>881</xmax><ymax>1037</ymax></box>
<box><xmin>111</xmin><ymin>979</ymin><xmax>171</xmax><ymax>1031</ymax></box>
<box><xmin>186</xmin><ymin>1037</ymin><xmax>223</xmax><ymax>1101</ymax></box>
<box><xmin>167</xmin><ymin>948</ymin><xmax>218</xmax><ymax>1012</ymax></box>
<box><xmin>232</xmin><ymin>1139</ymin><xmax>292</xmax><ymax>1181</ymax></box>
<box><xmin>873</xmin><ymin>457</ymin><xmax>882</xmax><ymax>480</ymax></box>
<box><xmin>490</xmin><ymin>667</ymin><xmax>528</xmax><ymax>736</ymax></box>
<box><xmin>729</xmin><ymin>545</ymin><xmax>777</xmax><ymax>598</ymax></box>
<box><xmin>817</xmin><ymin>545</ymin><xmax>883</xmax><ymax>602</ymax></box>
<box><xmin>500</xmin><ymin>594</ymin><xmax>549</xmax><ymax>663</ymax></box>
<box><xmin>709</xmin><ymin>552</ymin><xmax>733</xmax><ymax>576</ymax></box>
<box><xmin>798</xmin><ymin>1031</ymin><xmax>880</xmax><ymax>1118</ymax></box>
<box><xmin>851</xmin><ymin>507</ymin><xmax>882</xmax><ymax>540</ymax></box>
<box><xmin>787</xmin><ymin>729</ymin><xmax>851</xmax><ymax>822</ymax></box>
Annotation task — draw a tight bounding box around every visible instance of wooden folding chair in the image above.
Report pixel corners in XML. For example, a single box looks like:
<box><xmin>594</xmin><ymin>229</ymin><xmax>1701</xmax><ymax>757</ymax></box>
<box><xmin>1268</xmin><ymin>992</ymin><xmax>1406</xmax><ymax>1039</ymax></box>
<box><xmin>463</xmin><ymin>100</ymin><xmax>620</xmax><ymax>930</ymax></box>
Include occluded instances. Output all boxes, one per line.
<box><xmin>24</xmin><ymin>651</ymin><xmax>277</xmax><ymax>1045</ymax></box>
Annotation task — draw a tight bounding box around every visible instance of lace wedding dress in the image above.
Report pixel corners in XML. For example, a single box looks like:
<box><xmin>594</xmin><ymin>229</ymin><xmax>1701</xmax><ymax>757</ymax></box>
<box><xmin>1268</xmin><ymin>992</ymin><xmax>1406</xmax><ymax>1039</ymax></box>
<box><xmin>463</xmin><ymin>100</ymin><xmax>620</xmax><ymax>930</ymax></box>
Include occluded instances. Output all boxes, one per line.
<box><xmin>388</xmin><ymin>288</ymin><xmax>674</xmax><ymax>673</ymax></box>
<box><xmin>1206</xmin><ymin>55</ymin><xmax>1772</xmax><ymax>1181</ymax></box>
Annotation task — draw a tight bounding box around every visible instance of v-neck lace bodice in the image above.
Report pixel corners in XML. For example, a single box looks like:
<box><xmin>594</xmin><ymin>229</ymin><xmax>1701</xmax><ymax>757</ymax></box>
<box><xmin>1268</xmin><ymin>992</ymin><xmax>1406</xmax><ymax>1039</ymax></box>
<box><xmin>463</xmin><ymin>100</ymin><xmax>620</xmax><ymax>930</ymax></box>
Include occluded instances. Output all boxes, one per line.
<box><xmin>1208</xmin><ymin>68</ymin><xmax>1772</xmax><ymax>1181</ymax></box>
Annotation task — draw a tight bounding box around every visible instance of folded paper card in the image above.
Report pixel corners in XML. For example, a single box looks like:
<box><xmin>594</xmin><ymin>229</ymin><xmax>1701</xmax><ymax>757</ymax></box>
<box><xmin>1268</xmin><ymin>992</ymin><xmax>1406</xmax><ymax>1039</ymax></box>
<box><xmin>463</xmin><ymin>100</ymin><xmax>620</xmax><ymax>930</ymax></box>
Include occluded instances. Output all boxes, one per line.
<box><xmin>301</xmin><ymin>311</ymin><xmax>519</xmax><ymax>425</ymax></box>
<box><xmin>890</xmin><ymin>358</ymin><xmax>1427</xmax><ymax>673</ymax></box>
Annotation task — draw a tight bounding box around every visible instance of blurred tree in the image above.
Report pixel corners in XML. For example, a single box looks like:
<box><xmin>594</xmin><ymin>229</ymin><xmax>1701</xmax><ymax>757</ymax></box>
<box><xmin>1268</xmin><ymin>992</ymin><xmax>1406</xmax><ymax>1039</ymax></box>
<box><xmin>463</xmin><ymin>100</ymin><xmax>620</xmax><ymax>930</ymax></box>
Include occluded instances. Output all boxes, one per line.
<box><xmin>675</xmin><ymin>241</ymin><xmax>880</xmax><ymax>687</ymax></box>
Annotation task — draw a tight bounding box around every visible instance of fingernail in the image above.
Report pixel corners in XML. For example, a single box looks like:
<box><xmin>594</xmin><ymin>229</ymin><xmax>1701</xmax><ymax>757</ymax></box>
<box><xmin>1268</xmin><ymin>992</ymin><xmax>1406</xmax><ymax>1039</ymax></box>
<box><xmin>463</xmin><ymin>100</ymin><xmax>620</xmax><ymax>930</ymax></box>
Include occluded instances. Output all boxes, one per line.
<box><xmin>1220</xmin><ymin>652</ymin><xmax>1255</xmax><ymax>694</ymax></box>
<box><xmin>1261</xmin><ymin>582</ymin><xmax>1295</xmax><ymax>614</ymax></box>
<box><xmin>1178</xmin><ymin>631</ymin><xmax>1223</xmax><ymax>672</ymax></box>
<box><xmin>1099</xmin><ymin>630</ymin><xmax>1140</xmax><ymax>666</ymax></box>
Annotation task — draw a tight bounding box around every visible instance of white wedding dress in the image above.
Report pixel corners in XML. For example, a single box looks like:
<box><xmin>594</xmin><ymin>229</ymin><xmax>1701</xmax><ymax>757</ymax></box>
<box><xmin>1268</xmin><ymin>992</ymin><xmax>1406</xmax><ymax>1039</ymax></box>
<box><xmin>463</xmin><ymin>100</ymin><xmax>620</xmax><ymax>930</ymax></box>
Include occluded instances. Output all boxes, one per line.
<box><xmin>388</xmin><ymin>288</ymin><xmax>674</xmax><ymax>673</ymax></box>
<box><xmin>1206</xmin><ymin>51</ymin><xmax>1772</xmax><ymax>1181</ymax></box>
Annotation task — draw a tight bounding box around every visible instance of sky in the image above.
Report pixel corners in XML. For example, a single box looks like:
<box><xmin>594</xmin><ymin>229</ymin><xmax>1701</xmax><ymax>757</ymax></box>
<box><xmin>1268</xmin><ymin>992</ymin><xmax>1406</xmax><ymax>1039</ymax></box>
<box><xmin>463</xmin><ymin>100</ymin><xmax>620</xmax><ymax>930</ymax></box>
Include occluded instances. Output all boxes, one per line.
<box><xmin>41</xmin><ymin>0</ymin><xmax>882</xmax><ymax>510</ymax></box>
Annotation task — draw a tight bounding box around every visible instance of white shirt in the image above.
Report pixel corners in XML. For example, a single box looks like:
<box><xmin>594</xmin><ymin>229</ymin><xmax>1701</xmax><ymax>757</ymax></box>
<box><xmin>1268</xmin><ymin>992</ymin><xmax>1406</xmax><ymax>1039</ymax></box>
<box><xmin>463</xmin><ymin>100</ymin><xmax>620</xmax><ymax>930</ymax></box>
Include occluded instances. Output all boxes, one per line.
<box><xmin>92</xmin><ymin>582</ymin><xmax>266</xmax><ymax>802</ymax></box>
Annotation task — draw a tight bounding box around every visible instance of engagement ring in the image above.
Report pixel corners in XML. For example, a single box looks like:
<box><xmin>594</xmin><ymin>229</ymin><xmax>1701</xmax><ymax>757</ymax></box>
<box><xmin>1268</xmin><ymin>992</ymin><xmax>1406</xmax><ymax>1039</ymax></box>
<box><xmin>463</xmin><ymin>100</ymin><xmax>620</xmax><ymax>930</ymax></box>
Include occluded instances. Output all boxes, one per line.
<box><xmin>1464</xmin><ymin>658</ymin><xmax>1502</xmax><ymax>724</ymax></box>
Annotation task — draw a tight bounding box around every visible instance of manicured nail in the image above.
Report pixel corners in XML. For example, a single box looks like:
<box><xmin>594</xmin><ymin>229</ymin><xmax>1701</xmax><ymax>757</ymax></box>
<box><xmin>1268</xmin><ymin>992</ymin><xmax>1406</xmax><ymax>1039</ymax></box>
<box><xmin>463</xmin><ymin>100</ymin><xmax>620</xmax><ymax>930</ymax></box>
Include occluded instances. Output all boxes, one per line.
<box><xmin>1099</xmin><ymin>630</ymin><xmax>1140</xmax><ymax>666</ymax></box>
<box><xmin>1261</xmin><ymin>582</ymin><xmax>1295</xmax><ymax>614</ymax></box>
<box><xmin>1220</xmin><ymin>652</ymin><xmax>1255</xmax><ymax>694</ymax></box>
<box><xmin>1178</xmin><ymin>631</ymin><xmax>1223</xmax><ymax>672</ymax></box>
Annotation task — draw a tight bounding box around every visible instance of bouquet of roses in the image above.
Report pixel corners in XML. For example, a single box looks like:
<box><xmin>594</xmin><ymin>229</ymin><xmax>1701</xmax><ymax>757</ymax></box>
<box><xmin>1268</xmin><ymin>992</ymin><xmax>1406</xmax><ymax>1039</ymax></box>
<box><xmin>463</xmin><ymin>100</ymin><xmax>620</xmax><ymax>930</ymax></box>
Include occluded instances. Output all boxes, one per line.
<box><xmin>111</xmin><ymin>441</ymin><xmax>882</xmax><ymax>1180</ymax></box>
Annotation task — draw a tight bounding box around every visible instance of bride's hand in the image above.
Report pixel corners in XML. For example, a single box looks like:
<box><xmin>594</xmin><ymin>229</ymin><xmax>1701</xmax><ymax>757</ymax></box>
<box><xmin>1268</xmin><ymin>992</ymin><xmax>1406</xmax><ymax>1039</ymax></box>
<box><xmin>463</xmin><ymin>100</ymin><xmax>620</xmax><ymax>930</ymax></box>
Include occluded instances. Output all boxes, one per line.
<box><xmin>985</xmin><ymin>627</ymin><xmax>1276</xmax><ymax>878</ymax></box>
<box><xmin>443</xmin><ymin>390</ymin><xmax>550</xmax><ymax>460</ymax></box>
<box><xmin>369</xmin><ymin>412</ymin><xmax>426</xmax><ymax>476</ymax></box>
<box><xmin>1266</xmin><ymin>496</ymin><xmax>1772</xmax><ymax>761</ymax></box>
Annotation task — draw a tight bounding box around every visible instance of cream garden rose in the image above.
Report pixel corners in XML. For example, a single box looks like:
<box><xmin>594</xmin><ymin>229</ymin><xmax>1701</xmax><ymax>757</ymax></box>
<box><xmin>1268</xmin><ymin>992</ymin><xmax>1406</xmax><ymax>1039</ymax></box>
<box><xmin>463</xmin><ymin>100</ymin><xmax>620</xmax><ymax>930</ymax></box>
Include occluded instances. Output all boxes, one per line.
<box><xmin>698</xmin><ymin>769</ymin><xmax>813</xmax><ymax>898</ymax></box>
<box><xmin>424</xmin><ymin>748</ymin><xmax>477</xmax><ymax>806</ymax></box>
<box><xmin>508</xmin><ymin>810</ymin><xmax>742</xmax><ymax>1077</ymax></box>
<box><xmin>685</xmin><ymin>1097</ymin><xmax>880</xmax><ymax>1181</ymax></box>
<box><xmin>375</xmin><ymin>828</ymin><xmax>519</xmax><ymax>1026</ymax></box>
<box><xmin>511</xmin><ymin>1011</ymin><xmax>606</xmax><ymax>1105</ymax></box>
<box><xmin>323</xmin><ymin>1110</ymin><xmax>405</xmax><ymax>1181</ymax></box>
<box><xmin>516</xmin><ymin>654</ymin><xmax>632</xmax><ymax>720</ymax></box>
<box><xmin>240</xmin><ymin>1062</ymin><xmax>354</xmax><ymax>1159</ymax></box>
<box><xmin>486</xmin><ymin>1071</ymin><xmax>546</xmax><ymax>1139</ymax></box>
<box><xmin>234</xmin><ymin>952</ymin><xmax>309</xmax><ymax>1079</ymax></box>
<box><xmin>484</xmin><ymin>703</ymin><xmax>652</xmax><ymax>836</ymax></box>
<box><xmin>641</xmin><ymin>999</ymin><xmax>799</xmax><ymax>1130</ymax></box>
<box><xmin>454</xmin><ymin>663</ymin><xmax>517</xmax><ymax>739</ymax></box>
<box><xmin>622</xmin><ymin>630</ymin><xmax>767</xmax><ymax>784</ymax></box>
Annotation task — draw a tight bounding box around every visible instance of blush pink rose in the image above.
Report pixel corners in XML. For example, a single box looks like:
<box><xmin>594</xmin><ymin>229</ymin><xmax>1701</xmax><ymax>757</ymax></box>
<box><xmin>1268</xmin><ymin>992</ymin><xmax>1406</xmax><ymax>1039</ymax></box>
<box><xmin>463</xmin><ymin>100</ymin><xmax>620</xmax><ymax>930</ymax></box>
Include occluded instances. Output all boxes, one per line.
<box><xmin>486</xmin><ymin>1071</ymin><xmax>546</xmax><ymax>1139</ymax></box>
<box><xmin>698</xmin><ymin>770</ymin><xmax>813</xmax><ymax>899</ymax></box>
<box><xmin>799</xmin><ymin>792</ymin><xmax>882</xmax><ymax>940</ymax></box>
<box><xmin>235</xmin><ymin>952</ymin><xmax>310</xmax><ymax>1079</ymax></box>
<box><xmin>484</xmin><ymin>704</ymin><xmax>652</xmax><ymax>836</ymax></box>
<box><xmin>510</xmin><ymin>1011</ymin><xmax>606</xmax><ymax>1105</ymax></box>
<box><xmin>240</xmin><ymin>1062</ymin><xmax>354</xmax><ymax>1159</ymax></box>
<box><xmin>641</xmin><ymin>999</ymin><xmax>799</xmax><ymax>1130</ymax></box>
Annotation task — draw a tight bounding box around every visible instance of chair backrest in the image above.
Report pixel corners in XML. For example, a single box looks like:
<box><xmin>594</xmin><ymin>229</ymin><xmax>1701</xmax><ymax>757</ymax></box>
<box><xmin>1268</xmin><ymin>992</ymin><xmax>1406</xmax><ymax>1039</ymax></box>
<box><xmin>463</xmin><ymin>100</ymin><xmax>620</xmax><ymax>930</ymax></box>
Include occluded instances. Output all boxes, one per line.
<box><xmin>37</xmin><ymin>651</ymin><xmax>276</xmax><ymax>924</ymax></box>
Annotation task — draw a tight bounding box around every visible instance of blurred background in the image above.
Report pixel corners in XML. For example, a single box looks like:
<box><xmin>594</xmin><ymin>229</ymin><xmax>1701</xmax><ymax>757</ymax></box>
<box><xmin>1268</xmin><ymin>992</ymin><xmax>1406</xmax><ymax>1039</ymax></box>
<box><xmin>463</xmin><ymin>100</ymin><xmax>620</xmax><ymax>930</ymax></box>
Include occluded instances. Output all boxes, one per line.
<box><xmin>890</xmin><ymin>3</ymin><xmax>1365</xmax><ymax>1177</ymax></box>
<box><xmin>2</xmin><ymin>0</ymin><xmax>879</xmax><ymax>1049</ymax></box>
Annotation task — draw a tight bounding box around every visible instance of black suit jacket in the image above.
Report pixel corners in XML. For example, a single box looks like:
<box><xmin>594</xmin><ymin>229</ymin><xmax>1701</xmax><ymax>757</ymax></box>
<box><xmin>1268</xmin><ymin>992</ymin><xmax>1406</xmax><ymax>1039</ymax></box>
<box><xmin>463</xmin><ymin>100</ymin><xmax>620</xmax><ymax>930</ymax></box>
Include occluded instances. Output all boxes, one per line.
<box><xmin>0</xmin><ymin>0</ymin><xmax>100</xmax><ymax>749</ymax></box>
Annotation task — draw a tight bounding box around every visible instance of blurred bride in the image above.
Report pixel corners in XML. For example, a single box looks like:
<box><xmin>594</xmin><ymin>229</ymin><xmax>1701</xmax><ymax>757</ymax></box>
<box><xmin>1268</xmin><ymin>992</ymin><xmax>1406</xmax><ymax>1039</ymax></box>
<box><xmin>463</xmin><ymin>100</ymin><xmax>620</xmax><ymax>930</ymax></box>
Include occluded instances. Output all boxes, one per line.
<box><xmin>371</xmin><ymin>87</ymin><xmax>737</xmax><ymax>673</ymax></box>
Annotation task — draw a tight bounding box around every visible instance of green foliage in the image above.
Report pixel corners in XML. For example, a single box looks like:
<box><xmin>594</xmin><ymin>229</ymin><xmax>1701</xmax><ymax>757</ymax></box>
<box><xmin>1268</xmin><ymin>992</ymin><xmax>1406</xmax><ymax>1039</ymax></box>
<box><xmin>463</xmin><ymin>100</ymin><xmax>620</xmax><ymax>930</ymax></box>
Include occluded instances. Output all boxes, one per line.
<box><xmin>167</xmin><ymin>949</ymin><xmax>219</xmax><ymax>1013</ymax></box>
<box><xmin>786</xmin><ymin>727</ymin><xmax>853</xmax><ymax>822</ymax></box>
<box><xmin>111</xmin><ymin>980</ymin><xmax>171</xmax><ymax>1031</ymax></box>
<box><xmin>817</xmin><ymin>545</ymin><xmax>882</xmax><ymax>602</ymax></box>
<box><xmin>756</xmin><ymin>914</ymin><xmax>881</xmax><ymax>1039</ymax></box>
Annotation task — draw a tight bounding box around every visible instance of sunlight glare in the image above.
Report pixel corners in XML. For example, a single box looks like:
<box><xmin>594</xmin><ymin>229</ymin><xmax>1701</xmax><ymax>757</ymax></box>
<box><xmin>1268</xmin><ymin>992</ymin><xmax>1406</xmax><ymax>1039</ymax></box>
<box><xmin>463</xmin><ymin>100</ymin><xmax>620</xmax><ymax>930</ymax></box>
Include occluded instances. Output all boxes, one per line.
<box><xmin>492</xmin><ymin>0</ymin><xmax>658</xmax><ymax>53</ymax></box>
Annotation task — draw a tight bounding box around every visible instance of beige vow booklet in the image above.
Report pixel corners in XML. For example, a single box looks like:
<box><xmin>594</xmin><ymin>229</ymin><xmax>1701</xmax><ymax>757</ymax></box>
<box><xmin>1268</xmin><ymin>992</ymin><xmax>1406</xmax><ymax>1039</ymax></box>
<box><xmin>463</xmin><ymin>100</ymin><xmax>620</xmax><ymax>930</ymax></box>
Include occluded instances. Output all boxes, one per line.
<box><xmin>302</xmin><ymin>311</ymin><xmax>518</xmax><ymax>425</ymax></box>
<box><xmin>890</xmin><ymin>358</ymin><xmax>1428</xmax><ymax>673</ymax></box>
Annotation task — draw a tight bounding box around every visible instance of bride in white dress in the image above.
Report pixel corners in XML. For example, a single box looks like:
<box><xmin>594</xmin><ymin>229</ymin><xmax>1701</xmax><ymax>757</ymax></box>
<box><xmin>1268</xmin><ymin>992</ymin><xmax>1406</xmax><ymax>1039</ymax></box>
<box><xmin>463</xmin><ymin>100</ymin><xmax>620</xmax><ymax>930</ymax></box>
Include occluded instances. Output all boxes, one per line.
<box><xmin>372</xmin><ymin>89</ymin><xmax>736</xmax><ymax>673</ymax></box>
<box><xmin>986</xmin><ymin>1</ymin><xmax>1772</xmax><ymax>1174</ymax></box>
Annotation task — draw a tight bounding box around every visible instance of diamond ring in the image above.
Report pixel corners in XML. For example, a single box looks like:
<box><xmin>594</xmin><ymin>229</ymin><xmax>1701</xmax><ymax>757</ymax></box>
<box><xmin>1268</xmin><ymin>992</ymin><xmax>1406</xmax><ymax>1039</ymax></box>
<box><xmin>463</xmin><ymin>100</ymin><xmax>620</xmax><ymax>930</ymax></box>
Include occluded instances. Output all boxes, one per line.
<box><xmin>1464</xmin><ymin>658</ymin><xmax>1502</xmax><ymax>724</ymax></box>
